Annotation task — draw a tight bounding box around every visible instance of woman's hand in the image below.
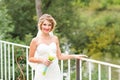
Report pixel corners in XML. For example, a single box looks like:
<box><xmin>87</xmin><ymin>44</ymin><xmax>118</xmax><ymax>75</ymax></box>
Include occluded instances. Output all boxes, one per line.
<box><xmin>74</xmin><ymin>54</ymin><xmax>88</xmax><ymax>59</ymax></box>
<box><xmin>42</xmin><ymin>59</ymin><xmax>52</xmax><ymax>67</ymax></box>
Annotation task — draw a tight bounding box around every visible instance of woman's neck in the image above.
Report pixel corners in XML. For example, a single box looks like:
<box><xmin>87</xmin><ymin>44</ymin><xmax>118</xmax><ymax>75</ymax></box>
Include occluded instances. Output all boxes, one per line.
<box><xmin>40</xmin><ymin>33</ymin><xmax>50</xmax><ymax>39</ymax></box>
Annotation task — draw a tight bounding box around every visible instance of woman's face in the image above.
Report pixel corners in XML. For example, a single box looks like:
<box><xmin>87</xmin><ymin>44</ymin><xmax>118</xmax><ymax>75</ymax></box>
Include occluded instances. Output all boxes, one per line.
<box><xmin>41</xmin><ymin>20</ymin><xmax>52</xmax><ymax>34</ymax></box>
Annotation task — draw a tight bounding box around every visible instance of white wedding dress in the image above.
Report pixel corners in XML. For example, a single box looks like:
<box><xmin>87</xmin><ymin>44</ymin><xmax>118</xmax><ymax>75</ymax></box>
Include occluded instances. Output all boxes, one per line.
<box><xmin>28</xmin><ymin>42</ymin><xmax>62</xmax><ymax>80</ymax></box>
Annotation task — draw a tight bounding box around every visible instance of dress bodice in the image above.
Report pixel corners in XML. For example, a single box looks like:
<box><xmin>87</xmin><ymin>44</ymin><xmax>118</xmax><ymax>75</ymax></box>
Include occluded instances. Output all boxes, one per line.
<box><xmin>35</xmin><ymin>42</ymin><xmax>57</xmax><ymax>59</ymax></box>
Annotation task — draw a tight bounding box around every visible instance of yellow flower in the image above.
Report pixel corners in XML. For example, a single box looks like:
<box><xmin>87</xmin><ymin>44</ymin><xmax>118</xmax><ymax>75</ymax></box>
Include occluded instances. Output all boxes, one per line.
<box><xmin>48</xmin><ymin>55</ymin><xmax>55</xmax><ymax>61</ymax></box>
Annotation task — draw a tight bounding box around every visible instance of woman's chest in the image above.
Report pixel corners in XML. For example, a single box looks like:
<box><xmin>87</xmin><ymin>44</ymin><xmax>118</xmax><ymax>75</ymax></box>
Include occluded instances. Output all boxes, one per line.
<box><xmin>36</xmin><ymin>42</ymin><xmax>57</xmax><ymax>55</ymax></box>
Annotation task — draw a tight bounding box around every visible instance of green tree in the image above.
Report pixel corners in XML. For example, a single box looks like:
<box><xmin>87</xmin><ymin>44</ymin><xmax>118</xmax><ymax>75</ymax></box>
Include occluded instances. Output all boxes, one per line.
<box><xmin>0</xmin><ymin>1</ymin><xmax>14</xmax><ymax>39</ymax></box>
<box><xmin>3</xmin><ymin>0</ymin><xmax>37</xmax><ymax>40</ymax></box>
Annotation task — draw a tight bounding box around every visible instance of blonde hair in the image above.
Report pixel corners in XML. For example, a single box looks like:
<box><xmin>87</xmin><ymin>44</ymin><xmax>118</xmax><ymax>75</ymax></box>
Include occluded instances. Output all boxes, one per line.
<box><xmin>38</xmin><ymin>14</ymin><xmax>56</xmax><ymax>31</ymax></box>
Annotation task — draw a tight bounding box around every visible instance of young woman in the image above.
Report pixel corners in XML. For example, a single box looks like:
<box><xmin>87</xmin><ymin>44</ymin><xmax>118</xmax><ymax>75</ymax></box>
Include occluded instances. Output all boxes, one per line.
<box><xmin>28</xmin><ymin>14</ymin><xmax>87</xmax><ymax>80</ymax></box>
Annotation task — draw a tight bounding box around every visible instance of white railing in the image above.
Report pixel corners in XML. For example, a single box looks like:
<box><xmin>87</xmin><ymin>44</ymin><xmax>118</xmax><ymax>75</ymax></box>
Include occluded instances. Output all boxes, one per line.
<box><xmin>0</xmin><ymin>40</ymin><xmax>30</xmax><ymax>80</ymax></box>
<box><xmin>0</xmin><ymin>40</ymin><xmax>120</xmax><ymax>80</ymax></box>
<box><xmin>78</xmin><ymin>58</ymin><xmax>120</xmax><ymax>80</ymax></box>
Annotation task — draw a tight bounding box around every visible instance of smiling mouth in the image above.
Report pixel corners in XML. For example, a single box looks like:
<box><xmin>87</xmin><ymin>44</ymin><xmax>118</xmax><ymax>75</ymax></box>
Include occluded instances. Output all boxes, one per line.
<box><xmin>44</xmin><ymin>29</ymin><xmax>50</xmax><ymax>32</ymax></box>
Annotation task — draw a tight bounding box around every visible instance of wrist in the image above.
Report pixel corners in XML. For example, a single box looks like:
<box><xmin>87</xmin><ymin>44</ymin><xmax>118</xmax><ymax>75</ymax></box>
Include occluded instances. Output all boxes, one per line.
<box><xmin>73</xmin><ymin>55</ymin><xmax>77</xmax><ymax>59</ymax></box>
<box><xmin>42</xmin><ymin>59</ymin><xmax>46</xmax><ymax>65</ymax></box>
<box><xmin>73</xmin><ymin>55</ymin><xmax>80</xmax><ymax>59</ymax></box>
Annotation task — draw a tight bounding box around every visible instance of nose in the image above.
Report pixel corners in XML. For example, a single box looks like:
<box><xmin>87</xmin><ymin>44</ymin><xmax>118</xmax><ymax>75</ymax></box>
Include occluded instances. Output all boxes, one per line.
<box><xmin>46</xmin><ymin>24</ymin><xmax>51</xmax><ymax>29</ymax></box>
<box><xmin>45</xmin><ymin>25</ymin><xmax>50</xmax><ymax>29</ymax></box>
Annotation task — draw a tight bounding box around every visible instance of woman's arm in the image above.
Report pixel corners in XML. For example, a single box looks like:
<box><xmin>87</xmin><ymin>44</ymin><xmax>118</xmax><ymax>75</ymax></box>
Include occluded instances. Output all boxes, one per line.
<box><xmin>55</xmin><ymin>36</ymin><xmax>87</xmax><ymax>60</ymax></box>
<box><xmin>28</xmin><ymin>38</ymin><xmax>43</xmax><ymax>63</ymax></box>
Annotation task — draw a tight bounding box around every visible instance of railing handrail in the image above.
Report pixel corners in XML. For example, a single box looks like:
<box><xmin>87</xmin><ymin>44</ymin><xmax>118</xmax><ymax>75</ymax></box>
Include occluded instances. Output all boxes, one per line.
<box><xmin>0</xmin><ymin>40</ymin><xmax>29</xmax><ymax>48</ymax></box>
<box><xmin>81</xmin><ymin>58</ymin><xmax>120</xmax><ymax>68</ymax></box>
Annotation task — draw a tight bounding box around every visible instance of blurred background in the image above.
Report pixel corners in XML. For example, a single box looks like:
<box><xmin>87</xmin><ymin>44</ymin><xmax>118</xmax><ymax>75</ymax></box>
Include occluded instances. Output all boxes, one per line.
<box><xmin>0</xmin><ymin>1</ymin><xmax>120</xmax><ymax>79</ymax></box>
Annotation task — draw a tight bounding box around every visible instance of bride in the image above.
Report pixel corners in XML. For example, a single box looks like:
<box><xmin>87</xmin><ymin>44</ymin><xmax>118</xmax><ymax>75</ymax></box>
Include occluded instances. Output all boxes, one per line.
<box><xmin>28</xmin><ymin>14</ymin><xmax>87</xmax><ymax>80</ymax></box>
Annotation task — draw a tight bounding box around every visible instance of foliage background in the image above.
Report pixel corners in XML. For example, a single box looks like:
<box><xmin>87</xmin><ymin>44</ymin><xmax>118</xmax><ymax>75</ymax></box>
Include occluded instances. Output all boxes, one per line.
<box><xmin>0</xmin><ymin>0</ymin><xmax>120</xmax><ymax>79</ymax></box>
<box><xmin>1</xmin><ymin>0</ymin><xmax>120</xmax><ymax>62</ymax></box>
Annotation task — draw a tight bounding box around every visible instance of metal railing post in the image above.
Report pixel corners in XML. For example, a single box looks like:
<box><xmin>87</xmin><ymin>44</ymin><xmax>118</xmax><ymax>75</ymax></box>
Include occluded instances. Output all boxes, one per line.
<box><xmin>76</xmin><ymin>59</ymin><xmax>80</xmax><ymax>80</ymax></box>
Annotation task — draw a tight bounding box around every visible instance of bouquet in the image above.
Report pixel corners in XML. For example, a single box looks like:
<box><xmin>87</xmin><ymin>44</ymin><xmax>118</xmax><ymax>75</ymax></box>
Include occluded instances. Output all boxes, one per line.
<box><xmin>42</xmin><ymin>53</ymin><xmax>55</xmax><ymax>76</ymax></box>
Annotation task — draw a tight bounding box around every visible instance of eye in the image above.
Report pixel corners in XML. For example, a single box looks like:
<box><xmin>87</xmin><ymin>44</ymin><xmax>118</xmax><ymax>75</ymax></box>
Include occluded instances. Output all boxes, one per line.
<box><xmin>43</xmin><ymin>23</ymin><xmax>47</xmax><ymax>26</ymax></box>
<box><xmin>48</xmin><ymin>24</ymin><xmax>52</xmax><ymax>26</ymax></box>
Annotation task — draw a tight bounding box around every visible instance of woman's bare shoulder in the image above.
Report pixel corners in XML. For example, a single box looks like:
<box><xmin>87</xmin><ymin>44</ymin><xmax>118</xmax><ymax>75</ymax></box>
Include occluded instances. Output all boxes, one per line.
<box><xmin>52</xmin><ymin>35</ymin><xmax>58</xmax><ymax>40</ymax></box>
<box><xmin>52</xmin><ymin>35</ymin><xmax>59</xmax><ymax>44</ymax></box>
<box><xmin>30</xmin><ymin>37</ymin><xmax>38</xmax><ymax>45</ymax></box>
